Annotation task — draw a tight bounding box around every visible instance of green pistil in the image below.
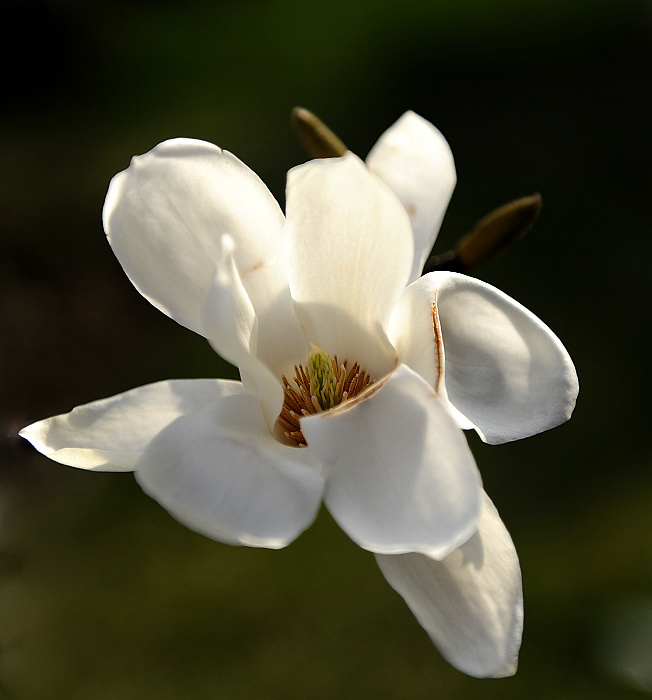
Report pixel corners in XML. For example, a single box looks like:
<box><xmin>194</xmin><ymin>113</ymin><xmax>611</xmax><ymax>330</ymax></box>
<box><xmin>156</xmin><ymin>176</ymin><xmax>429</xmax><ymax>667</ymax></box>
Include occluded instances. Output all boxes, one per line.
<box><xmin>307</xmin><ymin>346</ymin><xmax>341</xmax><ymax>410</ymax></box>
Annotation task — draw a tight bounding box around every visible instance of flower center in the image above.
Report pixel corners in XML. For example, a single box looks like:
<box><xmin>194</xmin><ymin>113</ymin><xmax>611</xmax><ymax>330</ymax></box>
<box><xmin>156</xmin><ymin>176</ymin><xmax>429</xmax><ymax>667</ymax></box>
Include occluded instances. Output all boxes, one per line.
<box><xmin>276</xmin><ymin>346</ymin><xmax>373</xmax><ymax>447</ymax></box>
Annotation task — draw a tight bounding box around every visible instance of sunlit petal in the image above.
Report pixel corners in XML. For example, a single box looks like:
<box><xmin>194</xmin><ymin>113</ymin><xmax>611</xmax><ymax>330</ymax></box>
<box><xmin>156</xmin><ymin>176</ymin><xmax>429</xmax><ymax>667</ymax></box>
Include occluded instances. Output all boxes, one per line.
<box><xmin>136</xmin><ymin>386</ymin><xmax>325</xmax><ymax>549</ymax></box>
<box><xmin>285</xmin><ymin>153</ymin><xmax>412</xmax><ymax>378</ymax></box>
<box><xmin>301</xmin><ymin>365</ymin><xmax>481</xmax><ymax>558</ymax></box>
<box><xmin>103</xmin><ymin>138</ymin><xmax>290</xmax><ymax>340</ymax></box>
<box><xmin>19</xmin><ymin>379</ymin><xmax>240</xmax><ymax>471</ymax></box>
<box><xmin>367</xmin><ymin>111</ymin><xmax>456</xmax><ymax>283</ymax></box>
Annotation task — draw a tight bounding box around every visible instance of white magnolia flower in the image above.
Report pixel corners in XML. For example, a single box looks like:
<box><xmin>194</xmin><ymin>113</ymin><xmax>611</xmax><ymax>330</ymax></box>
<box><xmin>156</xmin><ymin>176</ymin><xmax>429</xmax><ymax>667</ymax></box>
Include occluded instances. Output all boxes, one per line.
<box><xmin>20</xmin><ymin>112</ymin><xmax>578</xmax><ymax>678</ymax></box>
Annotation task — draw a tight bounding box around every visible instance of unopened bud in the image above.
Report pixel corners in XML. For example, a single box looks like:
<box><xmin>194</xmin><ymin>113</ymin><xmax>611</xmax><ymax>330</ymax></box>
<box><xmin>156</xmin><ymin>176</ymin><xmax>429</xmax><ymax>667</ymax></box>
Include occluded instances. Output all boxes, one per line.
<box><xmin>423</xmin><ymin>193</ymin><xmax>542</xmax><ymax>274</ymax></box>
<box><xmin>291</xmin><ymin>107</ymin><xmax>348</xmax><ymax>158</ymax></box>
<box><xmin>455</xmin><ymin>193</ymin><xmax>542</xmax><ymax>270</ymax></box>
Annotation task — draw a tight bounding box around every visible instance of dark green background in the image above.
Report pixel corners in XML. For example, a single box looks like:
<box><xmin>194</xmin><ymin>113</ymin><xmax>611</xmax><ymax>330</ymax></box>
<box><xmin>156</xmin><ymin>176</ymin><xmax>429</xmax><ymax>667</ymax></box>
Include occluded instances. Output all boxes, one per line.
<box><xmin>0</xmin><ymin>0</ymin><xmax>650</xmax><ymax>697</ymax></box>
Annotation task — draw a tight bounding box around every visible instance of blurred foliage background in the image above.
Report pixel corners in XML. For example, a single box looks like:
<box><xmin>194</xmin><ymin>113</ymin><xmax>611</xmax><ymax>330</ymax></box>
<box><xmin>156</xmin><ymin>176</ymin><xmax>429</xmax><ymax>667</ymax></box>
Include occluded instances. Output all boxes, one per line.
<box><xmin>0</xmin><ymin>0</ymin><xmax>650</xmax><ymax>697</ymax></box>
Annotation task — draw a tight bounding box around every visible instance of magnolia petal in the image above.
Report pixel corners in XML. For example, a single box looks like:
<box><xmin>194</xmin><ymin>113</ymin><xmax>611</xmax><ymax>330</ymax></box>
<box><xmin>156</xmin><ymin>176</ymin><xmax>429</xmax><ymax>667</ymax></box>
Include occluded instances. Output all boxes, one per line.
<box><xmin>201</xmin><ymin>235</ymin><xmax>284</xmax><ymax>429</ymax></box>
<box><xmin>237</xmin><ymin>263</ymin><xmax>309</xmax><ymax>380</ymax></box>
<box><xmin>375</xmin><ymin>492</ymin><xmax>523</xmax><ymax>678</ymax></box>
<box><xmin>301</xmin><ymin>364</ymin><xmax>482</xmax><ymax>558</ymax></box>
<box><xmin>367</xmin><ymin>111</ymin><xmax>456</xmax><ymax>283</ymax></box>
<box><xmin>285</xmin><ymin>153</ymin><xmax>412</xmax><ymax>378</ymax></box>
<box><xmin>19</xmin><ymin>379</ymin><xmax>240</xmax><ymax>471</ymax></box>
<box><xmin>387</xmin><ymin>276</ymin><xmax>443</xmax><ymax>390</ymax></box>
<box><xmin>135</xmin><ymin>387</ymin><xmax>325</xmax><ymax>549</ymax></box>
<box><xmin>429</xmin><ymin>272</ymin><xmax>579</xmax><ymax>444</ymax></box>
<box><xmin>103</xmin><ymin>138</ymin><xmax>292</xmax><ymax>343</ymax></box>
<box><xmin>388</xmin><ymin>276</ymin><xmax>475</xmax><ymax>431</ymax></box>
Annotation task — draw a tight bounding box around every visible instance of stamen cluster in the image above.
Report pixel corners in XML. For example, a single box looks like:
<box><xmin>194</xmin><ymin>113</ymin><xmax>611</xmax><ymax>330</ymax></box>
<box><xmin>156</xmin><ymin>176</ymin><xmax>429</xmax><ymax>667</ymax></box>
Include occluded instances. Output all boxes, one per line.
<box><xmin>277</xmin><ymin>350</ymin><xmax>372</xmax><ymax>447</ymax></box>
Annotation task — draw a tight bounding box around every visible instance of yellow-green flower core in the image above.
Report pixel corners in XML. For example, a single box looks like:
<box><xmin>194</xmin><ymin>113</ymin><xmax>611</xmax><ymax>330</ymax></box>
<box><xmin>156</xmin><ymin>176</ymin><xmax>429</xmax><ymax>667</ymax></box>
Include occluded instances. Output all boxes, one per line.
<box><xmin>307</xmin><ymin>346</ymin><xmax>342</xmax><ymax>410</ymax></box>
<box><xmin>276</xmin><ymin>347</ymin><xmax>373</xmax><ymax>447</ymax></box>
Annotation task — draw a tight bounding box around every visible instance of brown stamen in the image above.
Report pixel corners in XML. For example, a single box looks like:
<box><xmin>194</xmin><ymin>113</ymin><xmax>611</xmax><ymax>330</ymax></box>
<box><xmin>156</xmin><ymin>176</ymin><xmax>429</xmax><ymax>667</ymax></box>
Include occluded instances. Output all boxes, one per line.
<box><xmin>276</xmin><ymin>355</ymin><xmax>373</xmax><ymax>447</ymax></box>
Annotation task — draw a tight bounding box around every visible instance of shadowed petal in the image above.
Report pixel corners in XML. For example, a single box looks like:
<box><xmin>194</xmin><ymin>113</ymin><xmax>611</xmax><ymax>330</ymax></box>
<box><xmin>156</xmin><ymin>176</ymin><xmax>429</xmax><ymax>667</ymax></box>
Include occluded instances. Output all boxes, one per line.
<box><xmin>367</xmin><ymin>111</ymin><xmax>456</xmax><ymax>283</ymax></box>
<box><xmin>301</xmin><ymin>365</ymin><xmax>481</xmax><ymax>558</ymax></box>
<box><xmin>19</xmin><ymin>379</ymin><xmax>240</xmax><ymax>471</ymax></box>
<box><xmin>376</xmin><ymin>492</ymin><xmax>523</xmax><ymax>678</ymax></box>
<box><xmin>136</xmin><ymin>387</ymin><xmax>325</xmax><ymax>549</ymax></box>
